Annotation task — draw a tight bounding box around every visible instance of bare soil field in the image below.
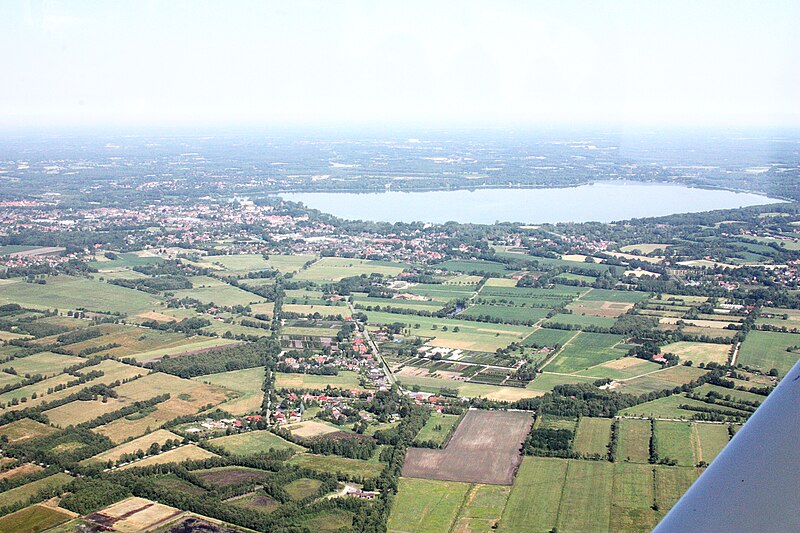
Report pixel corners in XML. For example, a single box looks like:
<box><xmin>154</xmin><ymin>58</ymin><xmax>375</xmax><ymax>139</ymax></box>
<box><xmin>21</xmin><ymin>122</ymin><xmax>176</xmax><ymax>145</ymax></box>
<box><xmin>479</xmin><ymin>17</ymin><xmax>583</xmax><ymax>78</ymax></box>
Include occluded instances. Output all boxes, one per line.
<box><xmin>402</xmin><ymin>409</ymin><xmax>533</xmax><ymax>485</ymax></box>
<box><xmin>87</xmin><ymin>496</ymin><xmax>184</xmax><ymax>532</ymax></box>
<box><xmin>193</xmin><ymin>466</ymin><xmax>273</xmax><ymax>488</ymax></box>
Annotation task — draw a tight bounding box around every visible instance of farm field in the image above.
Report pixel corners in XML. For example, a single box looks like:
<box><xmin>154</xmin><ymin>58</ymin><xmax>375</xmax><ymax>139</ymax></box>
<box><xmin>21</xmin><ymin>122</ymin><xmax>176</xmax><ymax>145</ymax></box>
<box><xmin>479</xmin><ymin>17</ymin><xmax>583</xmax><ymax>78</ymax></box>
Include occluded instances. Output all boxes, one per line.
<box><xmin>283</xmin><ymin>420</ymin><xmax>342</xmax><ymax>439</ymax></box>
<box><xmin>396</xmin><ymin>374</ymin><xmax>542</xmax><ymax>401</ymax></box>
<box><xmin>284</xmin><ymin>478</ymin><xmax>323</xmax><ymax>500</ymax></box>
<box><xmin>0</xmin><ymin>504</ymin><xmax>74</xmax><ymax>533</ymax></box>
<box><xmin>406</xmin><ymin>284</ymin><xmax>476</xmax><ymax>303</ymax></box>
<box><xmin>620</xmin><ymin>393</ymin><xmax>751</xmax><ymax>420</ymax></box>
<box><xmin>0</xmin><ymin>418</ymin><xmax>57</xmax><ymax>443</ymax></box>
<box><xmin>193</xmin><ymin>366</ymin><xmax>266</xmax><ymax>416</ymax></box>
<box><xmin>288</xmin><ymin>453</ymin><xmax>385</xmax><ymax>479</ymax></box>
<box><xmin>544</xmin><ymin>332</ymin><xmax>627</xmax><ymax>373</ymax></box>
<box><xmin>117</xmin><ymin>444</ymin><xmax>218</xmax><ymax>470</ymax></box>
<box><xmin>274</xmin><ymin>371</ymin><xmax>362</xmax><ymax>390</ymax></box>
<box><xmin>387</xmin><ymin>477</ymin><xmax>471</xmax><ymax>533</ymax></box>
<box><xmin>413</xmin><ymin>413</ymin><xmax>461</xmax><ymax>446</ymax></box>
<box><xmin>403</xmin><ymin>410</ymin><xmax>533</xmax><ymax>485</ymax></box>
<box><xmin>172</xmin><ymin>276</ymin><xmax>265</xmax><ymax>307</ymax></box>
<box><xmin>85</xmin><ymin>429</ymin><xmax>182</xmax><ymax>465</ymax></box>
<box><xmin>295</xmin><ymin>257</ymin><xmax>406</xmax><ymax>282</ymax></box>
<box><xmin>615</xmin><ymin>365</ymin><xmax>708</xmax><ymax>395</ymax></box>
<box><xmin>90</xmin><ymin>496</ymin><xmax>184</xmax><ymax>531</ymax></box>
<box><xmin>365</xmin><ymin>310</ymin><xmax>534</xmax><ymax>352</ymax></box>
<box><xmin>525</xmin><ymin>372</ymin><xmax>596</xmax><ymax>392</ymax></box>
<box><xmin>617</xmin><ymin>418</ymin><xmax>652</xmax><ymax>464</ymax></box>
<box><xmin>738</xmin><ymin>330</ymin><xmax>800</xmax><ymax>376</ymax></box>
<box><xmin>545</xmin><ymin>312</ymin><xmax>617</xmax><ymax>328</ymax></box>
<box><xmin>573</xmin><ymin>417</ymin><xmax>613</xmax><ymax>456</ymax></box>
<box><xmin>499</xmin><ymin>457</ymin><xmax>698</xmax><ymax>532</ymax></box>
<box><xmin>575</xmin><ymin>357</ymin><xmax>662</xmax><ymax>381</ymax></box>
<box><xmin>0</xmin><ymin>276</ymin><xmax>161</xmax><ymax>314</ymax></box>
<box><xmin>654</xmin><ymin>421</ymin><xmax>695</xmax><ymax>466</ymax></box>
<box><xmin>460</xmin><ymin>304</ymin><xmax>549</xmax><ymax>324</ymax></box>
<box><xmin>662</xmin><ymin>341</ymin><xmax>731</xmax><ymax>365</ymax></box>
<box><xmin>0</xmin><ymin>473</ymin><xmax>73</xmax><ymax>508</ymax></box>
<box><xmin>89</xmin><ymin>252</ymin><xmax>164</xmax><ymax>270</ymax></box>
<box><xmin>0</xmin><ymin>351</ymin><xmax>84</xmax><ymax>377</ymax></box>
<box><xmin>229</xmin><ymin>491</ymin><xmax>281</xmax><ymax>514</ymax></box>
<box><xmin>209</xmin><ymin>430</ymin><xmax>304</xmax><ymax>455</ymax></box>
<box><xmin>193</xmin><ymin>466</ymin><xmax>273</xmax><ymax>488</ymax></box>
<box><xmin>523</xmin><ymin>327</ymin><xmax>577</xmax><ymax>348</ymax></box>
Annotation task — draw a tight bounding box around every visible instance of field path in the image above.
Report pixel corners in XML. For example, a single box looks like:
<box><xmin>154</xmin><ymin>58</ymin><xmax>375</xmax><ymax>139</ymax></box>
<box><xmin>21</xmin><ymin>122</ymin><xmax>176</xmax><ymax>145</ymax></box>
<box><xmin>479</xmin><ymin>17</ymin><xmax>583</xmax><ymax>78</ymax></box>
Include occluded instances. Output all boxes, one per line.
<box><xmin>690</xmin><ymin>423</ymin><xmax>702</xmax><ymax>464</ymax></box>
<box><xmin>540</xmin><ymin>331</ymin><xmax>581</xmax><ymax>371</ymax></box>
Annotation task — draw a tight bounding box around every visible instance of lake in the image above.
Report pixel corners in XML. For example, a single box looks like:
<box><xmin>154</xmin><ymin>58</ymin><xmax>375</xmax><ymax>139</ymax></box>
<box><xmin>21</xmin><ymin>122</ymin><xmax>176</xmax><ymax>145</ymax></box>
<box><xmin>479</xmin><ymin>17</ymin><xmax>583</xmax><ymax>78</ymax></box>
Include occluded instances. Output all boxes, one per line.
<box><xmin>279</xmin><ymin>182</ymin><xmax>782</xmax><ymax>224</ymax></box>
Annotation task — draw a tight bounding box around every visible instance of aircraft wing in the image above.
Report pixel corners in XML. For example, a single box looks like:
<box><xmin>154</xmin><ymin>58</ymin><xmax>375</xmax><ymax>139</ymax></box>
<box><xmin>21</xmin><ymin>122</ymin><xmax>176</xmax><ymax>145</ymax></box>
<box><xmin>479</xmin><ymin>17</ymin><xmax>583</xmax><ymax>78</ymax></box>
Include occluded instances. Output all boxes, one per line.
<box><xmin>654</xmin><ymin>358</ymin><xmax>800</xmax><ymax>532</ymax></box>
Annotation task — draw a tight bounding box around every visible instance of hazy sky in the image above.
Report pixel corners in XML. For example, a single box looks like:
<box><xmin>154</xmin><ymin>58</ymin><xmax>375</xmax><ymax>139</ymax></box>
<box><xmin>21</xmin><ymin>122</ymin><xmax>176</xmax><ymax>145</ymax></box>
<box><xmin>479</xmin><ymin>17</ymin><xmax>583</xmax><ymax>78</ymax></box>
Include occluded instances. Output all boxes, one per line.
<box><xmin>2</xmin><ymin>0</ymin><xmax>799</xmax><ymax>129</ymax></box>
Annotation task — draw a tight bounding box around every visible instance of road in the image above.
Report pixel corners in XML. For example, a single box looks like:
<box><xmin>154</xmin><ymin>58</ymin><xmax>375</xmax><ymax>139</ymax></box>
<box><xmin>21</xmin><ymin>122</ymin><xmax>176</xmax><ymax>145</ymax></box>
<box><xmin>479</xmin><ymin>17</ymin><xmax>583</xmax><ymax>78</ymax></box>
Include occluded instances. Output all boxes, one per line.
<box><xmin>348</xmin><ymin>299</ymin><xmax>397</xmax><ymax>386</ymax></box>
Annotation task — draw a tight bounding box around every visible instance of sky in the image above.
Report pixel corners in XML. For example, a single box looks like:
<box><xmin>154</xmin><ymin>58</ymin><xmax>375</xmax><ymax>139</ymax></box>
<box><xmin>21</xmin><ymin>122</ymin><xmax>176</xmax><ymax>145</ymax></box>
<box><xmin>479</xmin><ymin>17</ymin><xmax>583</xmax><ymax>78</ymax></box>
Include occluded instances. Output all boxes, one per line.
<box><xmin>1</xmin><ymin>0</ymin><xmax>799</xmax><ymax>129</ymax></box>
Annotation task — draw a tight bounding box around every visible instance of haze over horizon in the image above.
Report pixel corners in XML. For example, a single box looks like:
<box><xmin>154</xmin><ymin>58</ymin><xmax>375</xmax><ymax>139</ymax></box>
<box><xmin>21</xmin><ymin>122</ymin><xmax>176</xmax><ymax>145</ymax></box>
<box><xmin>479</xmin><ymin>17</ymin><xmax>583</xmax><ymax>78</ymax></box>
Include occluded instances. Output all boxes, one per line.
<box><xmin>1</xmin><ymin>0</ymin><xmax>799</xmax><ymax>130</ymax></box>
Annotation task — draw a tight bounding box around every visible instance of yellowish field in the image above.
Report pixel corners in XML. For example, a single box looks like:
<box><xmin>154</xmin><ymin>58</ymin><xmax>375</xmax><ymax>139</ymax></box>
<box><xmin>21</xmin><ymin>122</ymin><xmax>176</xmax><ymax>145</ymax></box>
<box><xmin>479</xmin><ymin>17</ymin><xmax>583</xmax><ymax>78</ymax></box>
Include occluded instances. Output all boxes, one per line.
<box><xmin>94</xmin><ymin>373</ymin><xmax>231</xmax><ymax>443</ymax></box>
<box><xmin>283</xmin><ymin>420</ymin><xmax>342</xmax><ymax>439</ymax></box>
<box><xmin>620</xmin><ymin>243</ymin><xmax>671</xmax><ymax>254</ymax></box>
<box><xmin>86</xmin><ymin>429</ymin><xmax>182</xmax><ymax>465</ymax></box>
<box><xmin>659</xmin><ymin>317</ymin><xmax>736</xmax><ymax>329</ymax></box>
<box><xmin>116</xmin><ymin>445</ymin><xmax>218</xmax><ymax>470</ymax></box>
<box><xmin>482</xmin><ymin>277</ymin><xmax>518</xmax><ymax>288</ymax></box>
<box><xmin>91</xmin><ymin>497</ymin><xmax>184</xmax><ymax>532</ymax></box>
<box><xmin>283</xmin><ymin>304</ymin><xmax>351</xmax><ymax>317</ymax></box>
<box><xmin>44</xmin><ymin>397</ymin><xmax>130</xmax><ymax>427</ymax></box>
<box><xmin>662</xmin><ymin>341</ymin><xmax>731</xmax><ymax>365</ymax></box>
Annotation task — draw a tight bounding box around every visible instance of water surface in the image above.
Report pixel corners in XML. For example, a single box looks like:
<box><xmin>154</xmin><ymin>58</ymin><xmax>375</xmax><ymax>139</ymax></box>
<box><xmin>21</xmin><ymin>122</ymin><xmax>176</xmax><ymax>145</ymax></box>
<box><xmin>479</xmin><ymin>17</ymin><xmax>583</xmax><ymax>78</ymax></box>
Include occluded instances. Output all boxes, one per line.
<box><xmin>280</xmin><ymin>182</ymin><xmax>781</xmax><ymax>224</ymax></box>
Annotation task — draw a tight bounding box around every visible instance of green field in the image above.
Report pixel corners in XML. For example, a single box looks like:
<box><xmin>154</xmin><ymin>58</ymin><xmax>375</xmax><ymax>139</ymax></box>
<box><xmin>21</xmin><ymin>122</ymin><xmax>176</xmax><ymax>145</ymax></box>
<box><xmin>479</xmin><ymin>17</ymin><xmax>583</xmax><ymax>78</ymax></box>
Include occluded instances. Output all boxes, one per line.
<box><xmin>619</xmin><ymin>394</ymin><xmax>743</xmax><ymax>420</ymax></box>
<box><xmin>285</xmin><ymin>477</ymin><xmax>323</xmax><ymax>500</ymax></box>
<box><xmin>617</xmin><ymin>418</ymin><xmax>651</xmax><ymax>464</ymax></box>
<box><xmin>573</xmin><ymin>417</ymin><xmax>613</xmax><ymax>456</ymax></box>
<box><xmin>544</xmin><ymin>332</ymin><xmax>627</xmax><ymax>373</ymax></box>
<box><xmin>525</xmin><ymin>372</ymin><xmax>596</xmax><ymax>393</ymax></box>
<box><xmin>396</xmin><ymin>374</ymin><xmax>542</xmax><ymax>402</ymax></box>
<box><xmin>210</xmin><ymin>430</ymin><xmax>304</xmax><ymax>455</ymax></box>
<box><xmin>388</xmin><ymin>477</ymin><xmax>471</xmax><ymax>533</ymax></box>
<box><xmin>498</xmin><ymin>456</ymin><xmax>568</xmax><ymax>532</ymax></box>
<box><xmin>654</xmin><ymin>421</ymin><xmax>695</xmax><ymax>466</ymax></box>
<box><xmin>545</xmin><ymin>313</ymin><xmax>617</xmax><ymax>329</ymax></box>
<box><xmin>460</xmin><ymin>304</ymin><xmax>550</xmax><ymax>324</ymax></box>
<box><xmin>1</xmin><ymin>351</ymin><xmax>84</xmax><ymax>377</ymax></box>
<box><xmin>295</xmin><ymin>257</ymin><xmax>406</xmax><ymax>282</ymax></box>
<box><xmin>288</xmin><ymin>453</ymin><xmax>385</xmax><ymax>479</ymax></box>
<box><xmin>365</xmin><ymin>310</ymin><xmax>533</xmax><ymax>353</ymax></box>
<box><xmin>413</xmin><ymin>413</ymin><xmax>461</xmax><ymax>446</ymax></box>
<box><xmin>579</xmin><ymin>289</ymin><xmax>649</xmax><ymax>303</ymax></box>
<box><xmin>523</xmin><ymin>327</ymin><xmax>577</xmax><ymax>348</ymax></box>
<box><xmin>0</xmin><ymin>504</ymin><xmax>73</xmax><ymax>533</ymax></box>
<box><xmin>575</xmin><ymin>357</ymin><xmax>662</xmax><ymax>381</ymax></box>
<box><xmin>0</xmin><ymin>276</ymin><xmax>160</xmax><ymax>314</ymax></box>
<box><xmin>609</xmin><ymin>462</ymin><xmax>661</xmax><ymax>532</ymax></box>
<box><xmin>89</xmin><ymin>252</ymin><xmax>164</xmax><ymax>270</ymax></box>
<box><xmin>694</xmin><ymin>423</ymin><xmax>730</xmax><ymax>464</ymax></box>
<box><xmin>172</xmin><ymin>276</ymin><xmax>265</xmax><ymax>307</ymax></box>
<box><xmin>738</xmin><ymin>330</ymin><xmax>800</xmax><ymax>376</ymax></box>
<box><xmin>0</xmin><ymin>473</ymin><xmax>73</xmax><ymax>508</ymax></box>
<box><xmin>406</xmin><ymin>284</ymin><xmax>476</xmax><ymax>303</ymax></box>
<box><xmin>193</xmin><ymin>366</ymin><xmax>266</xmax><ymax>416</ymax></box>
<box><xmin>499</xmin><ymin>457</ymin><xmax>696</xmax><ymax>532</ymax></box>
<box><xmin>439</xmin><ymin>259</ymin><xmax>512</xmax><ymax>275</ymax></box>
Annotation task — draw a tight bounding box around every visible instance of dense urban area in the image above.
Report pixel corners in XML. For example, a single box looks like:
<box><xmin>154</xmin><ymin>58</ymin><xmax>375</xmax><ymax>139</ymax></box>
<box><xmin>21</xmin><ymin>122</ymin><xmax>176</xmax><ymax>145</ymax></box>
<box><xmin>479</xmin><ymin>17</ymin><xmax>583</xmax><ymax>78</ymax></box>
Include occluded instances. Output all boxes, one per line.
<box><xmin>0</xmin><ymin>133</ymin><xmax>798</xmax><ymax>532</ymax></box>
